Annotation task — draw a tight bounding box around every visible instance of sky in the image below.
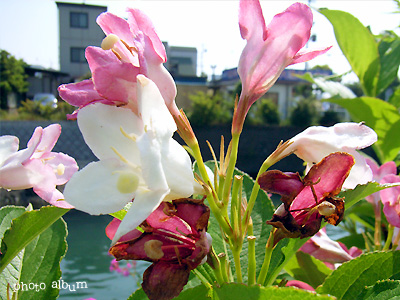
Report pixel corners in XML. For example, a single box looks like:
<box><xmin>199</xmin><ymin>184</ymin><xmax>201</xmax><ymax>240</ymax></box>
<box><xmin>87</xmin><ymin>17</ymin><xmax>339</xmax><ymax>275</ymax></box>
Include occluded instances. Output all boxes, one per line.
<box><xmin>0</xmin><ymin>0</ymin><xmax>399</xmax><ymax>82</ymax></box>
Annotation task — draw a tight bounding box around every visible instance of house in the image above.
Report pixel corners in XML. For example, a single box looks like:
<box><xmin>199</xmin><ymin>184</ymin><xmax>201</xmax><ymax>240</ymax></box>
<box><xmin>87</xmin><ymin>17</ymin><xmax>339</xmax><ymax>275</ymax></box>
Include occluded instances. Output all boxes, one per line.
<box><xmin>56</xmin><ymin>2</ymin><xmax>107</xmax><ymax>81</ymax></box>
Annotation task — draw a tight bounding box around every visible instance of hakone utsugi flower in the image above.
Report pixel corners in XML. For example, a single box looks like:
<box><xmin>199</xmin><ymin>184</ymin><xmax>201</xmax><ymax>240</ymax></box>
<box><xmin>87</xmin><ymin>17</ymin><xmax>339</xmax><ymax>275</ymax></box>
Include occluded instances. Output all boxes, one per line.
<box><xmin>380</xmin><ymin>174</ymin><xmax>400</xmax><ymax>227</ymax></box>
<box><xmin>108</xmin><ymin>199</ymin><xmax>211</xmax><ymax>300</ymax></box>
<box><xmin>365</xmin><ymin>159</ymin><xmax>397</xmax><ymax>207</ymax></box>
<box><xmin>280</xmin><ymin>122</ymin><xmax>377</xmax><ymax>189</ymax></box>
<box><xmin>233</xmin><ymin>0</ymin><xmax>331</xmax><ymax>133</ymax></box>
<box><xmin>63</xmin><ymin>75</ymin><xmax>196</xmax><ymax>244</ymax></box>
<box><xmin>258</xmin><ymin>152</ymin><xmax>354</xmax><ymax>241</ymax></box>
<box><xmin>58</xmin><ymin>7</ymin><xmax>178</xmax><ymax>119</ymax></box>
<box><xmin>300</xmin><ymin>228</ymin><xmax>362</xmax><ymax>269</ymax></box>
<box><xmin>0</xmin><ymin>124</ymin><xmax>78</xmax><ymax>208</ymax></box>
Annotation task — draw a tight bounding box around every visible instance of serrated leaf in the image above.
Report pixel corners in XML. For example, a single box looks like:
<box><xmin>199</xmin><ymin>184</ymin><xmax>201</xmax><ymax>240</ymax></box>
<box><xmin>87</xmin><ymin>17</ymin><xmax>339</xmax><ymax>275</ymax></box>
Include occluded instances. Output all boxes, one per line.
<box><xmin>0</xmin><ymin>206</ymin><xmax>69</xmax><ymax>274</ymax></box>
<box><xmin>285</xmin><ymin>251</ymin><xmax>332</xmax><ymax>288</ymax></box>
<box><xmin>0</xmin><ymin>218</ymin><xmax>67</xmax><ymax>300</ymax></box>
<box><xmin>317</xmin><ymin>251</ymin><xmax>400</xmax><ymax>300</ymax></box>
<box><xmin>319</xmin><ymin>9</ymin><xmax>380</xmax><ymax>96</ymax></box>
<box><xmin>356</xmin><ymin>279</ymin><xmax>400</xmax><ymax>300</ymax></box>
<box><xmin>324</xmin><ymin>97</ymin><xmax>400</xmax><ymax>163</ymax></box>
<box><xmin>340</xmin><ymin>181</ymin><xmax>400</xmax><ymax>209</ymax></box>
<box><xmin>0</xmin><ymin>207</ymin><xmax>26</xmax><ymax>244</ymax></box>
<box><xmin>214</xmin><ymin>283</ymin><xmax>335</xmax><ymax>300</ymax></box>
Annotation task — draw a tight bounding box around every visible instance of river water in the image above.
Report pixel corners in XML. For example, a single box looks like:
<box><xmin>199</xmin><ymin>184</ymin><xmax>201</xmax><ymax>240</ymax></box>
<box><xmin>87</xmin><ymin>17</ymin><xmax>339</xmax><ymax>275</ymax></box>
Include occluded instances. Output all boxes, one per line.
<box><xmin>59</xmin><ymin>210</ymin><xmax>149</xmax><ymax>300</ymax></box>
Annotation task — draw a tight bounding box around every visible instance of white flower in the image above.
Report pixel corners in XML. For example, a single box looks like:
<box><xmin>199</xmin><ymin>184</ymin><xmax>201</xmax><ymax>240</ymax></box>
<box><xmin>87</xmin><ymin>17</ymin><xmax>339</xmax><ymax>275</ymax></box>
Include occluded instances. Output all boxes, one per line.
<box><xmin>64</xmin><ymin>75</ymin><xmax>195</xmax><ymax>244</ymax></box>
<box><xmin>282</xmin><ymin>122</ymin><xmax>377</xmax><ymax>189</ymax></box>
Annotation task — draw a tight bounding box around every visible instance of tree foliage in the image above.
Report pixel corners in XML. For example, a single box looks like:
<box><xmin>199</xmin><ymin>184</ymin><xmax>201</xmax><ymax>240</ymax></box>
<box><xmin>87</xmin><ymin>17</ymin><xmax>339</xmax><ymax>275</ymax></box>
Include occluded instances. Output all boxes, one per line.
<box><xmin>0</xmin><ymin>50</ymin><xmax>29</xmax><ymax>109</ymax></box>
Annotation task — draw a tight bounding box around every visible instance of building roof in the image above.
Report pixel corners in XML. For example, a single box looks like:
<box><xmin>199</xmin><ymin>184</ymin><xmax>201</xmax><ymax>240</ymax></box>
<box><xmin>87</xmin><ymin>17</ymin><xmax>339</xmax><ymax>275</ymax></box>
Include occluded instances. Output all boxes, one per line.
<box><xmin>56</xmin><ymin>2</ymin><xmax>107</xmax><ymax>10</ymax></box>
<box><xmin>218</xmin><ymin>67</ymin><xmax>333</xmax><ymax>85</ymax></box>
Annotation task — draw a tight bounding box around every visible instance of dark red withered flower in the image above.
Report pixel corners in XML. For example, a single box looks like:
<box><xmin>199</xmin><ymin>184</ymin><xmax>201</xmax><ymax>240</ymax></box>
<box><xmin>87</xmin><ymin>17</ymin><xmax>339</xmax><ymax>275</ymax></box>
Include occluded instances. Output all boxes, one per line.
<box><xmin>258</xmin><ymin>152</ymin><xmax>354</xmax><ymax>241</ymax></box>
<box><xmin>107</xmin><ymin>198</ymin><xmax>210</xmax><ymax>300</ymax></box>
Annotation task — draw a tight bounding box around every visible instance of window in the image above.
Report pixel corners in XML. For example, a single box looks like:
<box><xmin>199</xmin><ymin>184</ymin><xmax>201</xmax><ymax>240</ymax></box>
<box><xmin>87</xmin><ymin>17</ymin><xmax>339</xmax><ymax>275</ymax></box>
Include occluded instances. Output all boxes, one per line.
<box><xmin>70</xmin><ymin>12</ymin><xmax>88</xmax><ymax>28</ymax></box>
<box><xmin>70</xmin><ymin>47</ymin><xmax>86</xmax><ymax>63</ymax></box>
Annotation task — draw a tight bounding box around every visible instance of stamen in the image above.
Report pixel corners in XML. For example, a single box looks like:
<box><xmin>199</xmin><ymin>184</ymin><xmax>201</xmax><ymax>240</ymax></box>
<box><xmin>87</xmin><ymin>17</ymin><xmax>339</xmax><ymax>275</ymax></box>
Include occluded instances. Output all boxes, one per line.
<box><xmin>317</xmin><ymin>201</ymin><xmax>336</xmax><ymax>216</ymax></box>
<box><xmin>144</xmin><ymin>240</ymin><xmax>164</xmax><ymax>260</ymax></box>
<box><xmin>101</xmin><ymin>33</ymin><xmax>119</xmax><ymax>50</ymax></box>
<box><xmin>55</xmin><ymin>164</ymin><xmax>65</xmax><ymax>176</ymax></box>
<box><xmin>120</xmin><ymin>127</ymin><xmax>137</xmax><ymax>142</ymax></box>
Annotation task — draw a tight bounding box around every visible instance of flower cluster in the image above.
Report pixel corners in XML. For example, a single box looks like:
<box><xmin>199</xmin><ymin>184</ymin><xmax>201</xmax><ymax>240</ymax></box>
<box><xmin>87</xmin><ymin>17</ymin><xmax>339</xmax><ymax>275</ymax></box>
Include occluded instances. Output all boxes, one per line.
<box><xmin>3</xmin><ymin>0</ymin><xmax>397</xmax><ymax>299</ymax></box>
<box><xmin>0</xmin><ymin>124</ymin><xmax>78</xmax><ymax>207</ymax></box>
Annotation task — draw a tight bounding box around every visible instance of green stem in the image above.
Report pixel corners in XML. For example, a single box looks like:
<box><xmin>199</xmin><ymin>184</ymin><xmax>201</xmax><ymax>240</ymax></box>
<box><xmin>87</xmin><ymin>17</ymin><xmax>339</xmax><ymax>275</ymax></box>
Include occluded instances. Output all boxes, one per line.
<box><xmin>209</xmin><ymin>248</ymin><xmax>224</xmax><ymax>285</ymax></box>
<box><xmin>242</xmin><ymin>158</ymin><xmax>272</xmax><ymax>229</ymax></box>
<box><xmin>374</xmin><ymin>201</ymin><xmax>382</xmax><ymax>250</ymax></box>
<box><xmin>383</xmin><ymin>224</ymin><xmax>395</xmax><ymax>251</ymax></box>
<box><xmin>218</xmin><ymin>253</ymin><xmax>230</xmax><ymax>283</ymax></box>
<box><xmin>192</xmin><ymin>269</ymin><xmax>212</xmax><ymax>289</ymax></box>
<box><xmin>257</xmin><ymin>230</ymin><xmax>274</xmax><ymax>285</ymax></box>
<box><xmin>232</xmin><ymin>246</ymin><xmax>243</xmax><ymax>283</ymax></box>
<box><xmin>222</xmin><ymin>132</ymin><xmax>241</xmax><ymax>206</ymax></box>
<box><xmin>191</xmin><ymin>142</ymin><xmax>232</xmax><ymax>235</ymax></box>
<box><xmin>247</xmin><ymin>222</ymin><xmax>256</xmax><ymax>286</ymax></box>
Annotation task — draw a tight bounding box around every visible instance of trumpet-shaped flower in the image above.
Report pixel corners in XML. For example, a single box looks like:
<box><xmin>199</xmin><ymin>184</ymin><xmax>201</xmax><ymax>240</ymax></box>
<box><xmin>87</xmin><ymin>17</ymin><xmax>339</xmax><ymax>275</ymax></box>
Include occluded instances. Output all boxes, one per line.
<box><xmin>63</xmin><ymin>75</ymin><xmax>195</xmax><ymax>244</ymax></box>
<box><xmin>233</xmin><ymin>0</ymin><xmax>330</xmax><ymax>132</ymax></box>
<box><xmin>0</xmin><ymin>124</ymin><xmax>78</xmax><ymax>208</ymax></box>
<box><xmin>259</xmin><ymin>152</ymin><xmax>354</xmax><ymax>240</ymax></box>
<box><xmin>281</xmin><ymin>122</ymin><xmax>377</xmax><ymax>189</ymax></box>
<box><xmin>380</xmin><ymin>174</ymin><xmax>400</xmax><ymax>227</ymax></box>
<box><xmin>58</xmin><ymin>8</ymin><xmax>178</xmax><ymax>119</ymax></box>
<box><xmin>300</xmin><ymin>228</ymin><xmax>362</xmax><ymax>269</ymax></box>
<box><xmin>108</xmin><ymin>199</ymin><xmax>211</xmax><ymax>300</ymax></box>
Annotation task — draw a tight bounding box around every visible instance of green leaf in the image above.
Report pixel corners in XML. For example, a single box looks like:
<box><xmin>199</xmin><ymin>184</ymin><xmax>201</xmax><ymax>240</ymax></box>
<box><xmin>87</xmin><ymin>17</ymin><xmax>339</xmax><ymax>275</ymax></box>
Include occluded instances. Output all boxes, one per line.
<box><xmin>319</xmin><ymin>9</ymin><xmax>380</xmax><ymax>96</ymax></box>
<box><xmin>0</xmin><ymin>206</ymin><xmax>69</xmax><ymax>274</ymax></box>
<box><xmin>389</xmin><ymin>86</ymin><xmax>400</xmax><ymax>109</ymax></box>
<box><xmin>340</xmin><ymin>181</ymin><xmax>400</xmax><ymax>209</ymax></box>
<box><xmin>377</xmin><ymin>38</ymin><xmax>400</xmax><ymax>96</ymax></box>
<box><xmin>0</xmin><ymin>217</ymin><xmax>67</xmax><ymax>300</ymax></box>
<box><xmin>356</xmin><ymin>279</ymin><xmax>400</xmax><ymax>300</ymax></box>
<box><xmin>214</xmin><ymin>283</ymin><xmax>335</xmax><ymax>300</ymax></box>
<box><xmin>285</xmin><ymin>252</ymin><xmax>332</xmax><ymax>289</ymax></box>
<box><xmin>0</xmin><ymin>206</ymin><xmax>26</xmax><ymax>244</ymax></box>
<box><xmin>175</xmin><ymin>284</ymin><xmax>210</xmax><ymax>300</ymax></box>
<box><xmin>324</xmin><ymin>97</ymin><xmax>400</xmax><ymax>163</ymax></box>
<box><xmin>127</xmin><ymin>285</ymin><xmax>210</xmax><ymax>300</ymax></box>
<box><xmin>264</xmin><ymin>238</ymin><xmax>308</xmax><ymax>286</ymax></box>
<box><xmin>127</xmin><ymin>287</ymin><xmax>149</xmax><ymax>300</ymax></box>
<box><xmin>317</xmin><ymin>251</ymin><xmax>400</xmax><ymax>300</ymax></box>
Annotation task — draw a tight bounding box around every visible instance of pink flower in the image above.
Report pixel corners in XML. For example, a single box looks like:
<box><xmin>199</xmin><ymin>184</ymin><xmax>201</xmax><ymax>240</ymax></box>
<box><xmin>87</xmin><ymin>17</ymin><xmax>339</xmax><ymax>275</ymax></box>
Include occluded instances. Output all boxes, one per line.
<box><xmin>380</xmin><ymin>174</ymin><xmax>400</xmax><ymax>227</ymax></box>
<box><xmin>233</xmin><ymin>0</ymin><xmax>330</xmax><ymax>132</ymax></box>
<box><xmin>108</xmin><ymin>199</ymin><xmax>211</xmax><ymax>300</ymax></box>
<box><xmin>58</xmin><ymin>8</ymin><xmax>178</xmax><ymax>119</ymax></box>
<box><xmin>259</xmin><ymin>152</ymin><xmax>354</xmax><ymax>241</ymax></box>
<box><xmin>0</xmin><ymin>124</ymin><xmax>78</xmax><ymax>208</ymax></box>
<box><xmin>365</xmin><ymin>159</ymin><xmax>397</xmax><ymax>206</ymax></box>
<box><xmin>300</xmin><ymin>228</ymin><xmax>362</xmax><ymax>269</ymax></box>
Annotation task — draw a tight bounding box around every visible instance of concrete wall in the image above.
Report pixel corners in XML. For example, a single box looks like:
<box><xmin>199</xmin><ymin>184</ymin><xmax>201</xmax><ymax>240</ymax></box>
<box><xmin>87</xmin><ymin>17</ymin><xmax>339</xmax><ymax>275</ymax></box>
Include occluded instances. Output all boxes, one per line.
<box><xmin>0</xmin><ymin>121</ymin><xmax>307</xmax><ymax>177</ymax></box>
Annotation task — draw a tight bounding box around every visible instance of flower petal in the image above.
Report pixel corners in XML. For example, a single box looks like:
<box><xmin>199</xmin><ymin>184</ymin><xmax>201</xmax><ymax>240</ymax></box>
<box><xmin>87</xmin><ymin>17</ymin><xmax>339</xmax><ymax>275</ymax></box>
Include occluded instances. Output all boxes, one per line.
<box><xmin>142</xmin><ymin>262</ymin><xmax>190</xmax><ymax>300</ymax></box>
<box><xmin>77</xmin><ymin>103</ymin><xmax>143</xmax><ymax>163</ymax></box>
<box><xmin>0</xmin><ymin>136</ymin><xmax>19</xmax><ymax>165</ymax></box>
<box><xmin>63</xmin><ymin>159</ymin><xmax>135</xmax><ymax>215</ymax></box>
<box><xmin>111</xmin><ymin>188</ymin><xmax>169</xmax><ymax>245</ymax></box>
